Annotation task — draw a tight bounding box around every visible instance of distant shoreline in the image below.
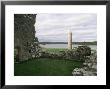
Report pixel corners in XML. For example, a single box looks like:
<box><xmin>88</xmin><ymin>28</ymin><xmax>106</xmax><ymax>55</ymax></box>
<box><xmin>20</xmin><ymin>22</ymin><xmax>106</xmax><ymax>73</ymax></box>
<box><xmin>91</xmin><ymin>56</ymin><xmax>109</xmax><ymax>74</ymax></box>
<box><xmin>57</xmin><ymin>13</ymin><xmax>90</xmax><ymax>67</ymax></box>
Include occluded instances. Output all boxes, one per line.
<box><xmin>39</xmin><ymin>42</ymin><xmax>97</xmax><ymax>45</ymax></box>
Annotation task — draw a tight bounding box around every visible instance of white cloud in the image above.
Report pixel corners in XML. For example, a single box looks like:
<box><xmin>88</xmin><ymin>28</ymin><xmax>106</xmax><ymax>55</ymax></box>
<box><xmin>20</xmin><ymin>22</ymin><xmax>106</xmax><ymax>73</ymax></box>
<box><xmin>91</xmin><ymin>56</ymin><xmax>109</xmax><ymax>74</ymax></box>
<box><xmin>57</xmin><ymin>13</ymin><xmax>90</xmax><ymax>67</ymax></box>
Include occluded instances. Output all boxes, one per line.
<box><xmin>35</xmin><ymin>13</ymin><xmax>97</xmax><ymax>42</ymax></box>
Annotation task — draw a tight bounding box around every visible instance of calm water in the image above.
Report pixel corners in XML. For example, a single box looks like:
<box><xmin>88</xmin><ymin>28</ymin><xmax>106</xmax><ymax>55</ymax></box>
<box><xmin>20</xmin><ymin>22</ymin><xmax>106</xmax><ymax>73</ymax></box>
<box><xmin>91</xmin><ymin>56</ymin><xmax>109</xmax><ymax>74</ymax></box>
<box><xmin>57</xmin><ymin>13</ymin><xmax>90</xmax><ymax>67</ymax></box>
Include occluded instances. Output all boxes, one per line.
<box><xmin>40</xmin><ymin>44</ymin><xmax>97</xmax><ymax>50</ymax></box>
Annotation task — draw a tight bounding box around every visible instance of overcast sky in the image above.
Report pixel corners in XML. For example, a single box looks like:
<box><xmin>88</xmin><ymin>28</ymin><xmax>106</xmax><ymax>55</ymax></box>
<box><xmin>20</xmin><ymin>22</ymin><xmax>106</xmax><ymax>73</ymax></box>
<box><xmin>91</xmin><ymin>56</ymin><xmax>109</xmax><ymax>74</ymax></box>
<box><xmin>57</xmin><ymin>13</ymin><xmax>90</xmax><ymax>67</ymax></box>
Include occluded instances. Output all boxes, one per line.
<box><xmin>35</xmin><ymin>13</ymin><xmax>97</xmax><ymax>42</ymax></box>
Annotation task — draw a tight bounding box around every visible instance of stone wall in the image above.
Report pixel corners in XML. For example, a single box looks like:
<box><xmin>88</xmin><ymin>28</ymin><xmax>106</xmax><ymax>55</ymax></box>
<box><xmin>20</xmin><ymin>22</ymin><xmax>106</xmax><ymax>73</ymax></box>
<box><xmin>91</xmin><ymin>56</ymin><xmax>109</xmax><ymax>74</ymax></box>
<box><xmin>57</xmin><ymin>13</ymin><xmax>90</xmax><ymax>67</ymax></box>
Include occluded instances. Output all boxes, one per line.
<box><xmin>72</xmin><ymin>50</ymin><xmax>97</xmax><ymax>76</ymax></box>
<box><xmin>14</xmin><ymin>14</ymin><xmax>40</xmax><ymax>61</ymax></box>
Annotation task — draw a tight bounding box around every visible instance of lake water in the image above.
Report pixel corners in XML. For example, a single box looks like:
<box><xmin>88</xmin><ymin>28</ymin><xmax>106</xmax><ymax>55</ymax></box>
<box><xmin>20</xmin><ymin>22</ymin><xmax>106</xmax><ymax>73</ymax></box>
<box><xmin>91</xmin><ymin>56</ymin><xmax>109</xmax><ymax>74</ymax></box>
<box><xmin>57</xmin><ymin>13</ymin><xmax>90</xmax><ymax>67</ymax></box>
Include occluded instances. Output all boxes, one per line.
<box><xmin>40</xmin><ymin>44</ymin><xmax>97</xmax><ymax>50</ymax></box>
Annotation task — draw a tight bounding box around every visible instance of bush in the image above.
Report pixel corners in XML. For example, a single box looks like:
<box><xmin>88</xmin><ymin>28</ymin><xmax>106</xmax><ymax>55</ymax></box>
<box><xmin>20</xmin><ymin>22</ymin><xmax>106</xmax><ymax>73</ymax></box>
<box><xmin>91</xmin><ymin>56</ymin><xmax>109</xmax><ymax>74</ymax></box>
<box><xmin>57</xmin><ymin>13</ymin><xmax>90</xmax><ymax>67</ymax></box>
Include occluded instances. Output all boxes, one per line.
<box><xmin>75</xmin><ymin>45</ymin><xmax>91</xmax><ymax>60</ymax></box>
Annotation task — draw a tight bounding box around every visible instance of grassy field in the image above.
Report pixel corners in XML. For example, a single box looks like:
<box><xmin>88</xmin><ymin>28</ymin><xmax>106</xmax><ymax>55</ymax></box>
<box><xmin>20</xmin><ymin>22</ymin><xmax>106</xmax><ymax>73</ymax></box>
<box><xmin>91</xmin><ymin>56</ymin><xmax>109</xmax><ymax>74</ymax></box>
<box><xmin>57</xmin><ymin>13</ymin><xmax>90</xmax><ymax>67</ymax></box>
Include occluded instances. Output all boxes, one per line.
<box><xmin>14</xmin><ymin>58</ymin><xmax>83</xmax><ymax>76</ymax></box>
<box><xmin>14</xmin><ymin>48</ymin><xmax>83</xmax><ymax>76</ymax></box>
<box><xmin>42</xmin><ymin>48</ymin><xmax>67</xmax><ymax>53</ymax></box>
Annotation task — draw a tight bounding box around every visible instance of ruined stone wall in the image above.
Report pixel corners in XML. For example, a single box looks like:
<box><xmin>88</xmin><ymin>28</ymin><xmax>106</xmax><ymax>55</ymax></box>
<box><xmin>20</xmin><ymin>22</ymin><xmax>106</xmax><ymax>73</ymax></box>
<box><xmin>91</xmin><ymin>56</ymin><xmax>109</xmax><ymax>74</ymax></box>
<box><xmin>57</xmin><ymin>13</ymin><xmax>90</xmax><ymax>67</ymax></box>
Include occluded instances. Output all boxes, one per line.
<box><xmin>14</xmin><ymin>14</ymin><xmax>39</xmax><ymax>61</ymax></box>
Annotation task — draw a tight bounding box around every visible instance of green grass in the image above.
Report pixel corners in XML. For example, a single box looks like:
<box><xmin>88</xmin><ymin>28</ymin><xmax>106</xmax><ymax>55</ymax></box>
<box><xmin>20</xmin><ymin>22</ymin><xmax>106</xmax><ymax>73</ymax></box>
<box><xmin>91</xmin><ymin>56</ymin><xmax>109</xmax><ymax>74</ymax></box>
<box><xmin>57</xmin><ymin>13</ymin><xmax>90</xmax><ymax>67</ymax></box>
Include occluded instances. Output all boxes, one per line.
<box><xmin>14</xmin><ymin>48</ymin><xmax>83</xmax><ymax>76</ymax></box>
<box><xmin>42</xmin><ymin>48</ymin><xmax>67</xmax><ymax>53</ymax></box>
<box><xmin>14</xmin><ymin>58</ymin><xmax>83</xmax><ymax>76</ymax></box>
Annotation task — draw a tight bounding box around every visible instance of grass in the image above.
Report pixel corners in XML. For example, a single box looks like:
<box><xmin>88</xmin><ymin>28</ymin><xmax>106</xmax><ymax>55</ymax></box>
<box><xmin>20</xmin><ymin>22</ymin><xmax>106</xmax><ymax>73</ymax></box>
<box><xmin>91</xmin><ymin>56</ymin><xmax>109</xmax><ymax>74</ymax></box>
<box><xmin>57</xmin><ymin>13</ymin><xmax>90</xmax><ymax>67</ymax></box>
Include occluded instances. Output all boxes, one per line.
<box><xmin>42</xmin><ymin>48</ymin><xmax>67</xmax><ymax>53</ymax></box>
<box><xmin>14</xmin><ymin>48</ymin><xmax>83</xmax><ymax>76</ymax></box>
<box><xmin>14</xmin><ymin>58</ymin><xmax>83</xmax><ymax>76</ymax></box>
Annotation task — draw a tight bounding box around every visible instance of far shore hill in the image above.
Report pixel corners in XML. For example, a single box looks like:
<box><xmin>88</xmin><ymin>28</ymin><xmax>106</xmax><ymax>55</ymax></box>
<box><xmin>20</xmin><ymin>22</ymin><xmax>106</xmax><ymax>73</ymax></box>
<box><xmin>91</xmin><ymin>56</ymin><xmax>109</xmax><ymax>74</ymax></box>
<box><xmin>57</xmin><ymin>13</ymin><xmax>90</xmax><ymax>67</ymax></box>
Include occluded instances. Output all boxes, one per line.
<box><xmin>39</xmin><ymin>41</ymin><xmax>97</xmax><ymax>45</ymax></box>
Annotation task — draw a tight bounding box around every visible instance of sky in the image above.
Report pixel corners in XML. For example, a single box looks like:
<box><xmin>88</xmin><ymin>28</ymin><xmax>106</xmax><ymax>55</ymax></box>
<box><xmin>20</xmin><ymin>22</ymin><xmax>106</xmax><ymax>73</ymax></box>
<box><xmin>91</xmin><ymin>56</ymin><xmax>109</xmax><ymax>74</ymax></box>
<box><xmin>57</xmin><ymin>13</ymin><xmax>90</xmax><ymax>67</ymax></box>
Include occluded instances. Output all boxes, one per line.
<box><xmin>35</xmin><ymin>13</ymin><xmax>97</xmax><ymax>42</ymax></box>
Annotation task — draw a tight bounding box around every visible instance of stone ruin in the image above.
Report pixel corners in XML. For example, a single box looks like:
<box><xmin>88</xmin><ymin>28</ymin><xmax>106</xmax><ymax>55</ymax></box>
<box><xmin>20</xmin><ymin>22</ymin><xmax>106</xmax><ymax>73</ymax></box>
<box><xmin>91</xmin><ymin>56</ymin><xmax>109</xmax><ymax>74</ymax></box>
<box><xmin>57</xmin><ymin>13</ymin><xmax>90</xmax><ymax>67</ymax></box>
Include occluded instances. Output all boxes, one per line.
<box><xmin>72</xmin><ymin>50</ymin><xmax>97</xmax><ymax>76</ymax></box>
<box><xmin>14</xmin><ymin>14</ymin><xmax>41</xmax><ymax>62</ymax></box>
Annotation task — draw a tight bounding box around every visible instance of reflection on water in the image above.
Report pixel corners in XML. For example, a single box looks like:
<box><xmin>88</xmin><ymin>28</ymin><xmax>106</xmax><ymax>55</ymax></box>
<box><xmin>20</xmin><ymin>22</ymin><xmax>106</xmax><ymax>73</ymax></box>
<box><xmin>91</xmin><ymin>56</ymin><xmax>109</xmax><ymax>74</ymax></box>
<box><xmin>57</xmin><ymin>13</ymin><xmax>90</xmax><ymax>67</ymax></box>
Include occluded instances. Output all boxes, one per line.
<box><xmin>40</xmin><ymin>44</ymin><xmax>97</xmax><ymax>50</ymax></box>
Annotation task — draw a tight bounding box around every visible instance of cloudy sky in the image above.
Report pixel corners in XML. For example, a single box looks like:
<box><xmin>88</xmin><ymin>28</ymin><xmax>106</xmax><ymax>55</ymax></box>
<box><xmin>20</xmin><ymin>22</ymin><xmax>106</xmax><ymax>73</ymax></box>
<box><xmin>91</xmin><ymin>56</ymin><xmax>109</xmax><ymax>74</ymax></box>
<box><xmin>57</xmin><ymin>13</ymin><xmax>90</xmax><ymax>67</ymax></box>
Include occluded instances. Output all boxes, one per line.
<box><xmin>35</xmin><ymin>13</ymin><xmax>97</xmax><ymax>42</ymax></box>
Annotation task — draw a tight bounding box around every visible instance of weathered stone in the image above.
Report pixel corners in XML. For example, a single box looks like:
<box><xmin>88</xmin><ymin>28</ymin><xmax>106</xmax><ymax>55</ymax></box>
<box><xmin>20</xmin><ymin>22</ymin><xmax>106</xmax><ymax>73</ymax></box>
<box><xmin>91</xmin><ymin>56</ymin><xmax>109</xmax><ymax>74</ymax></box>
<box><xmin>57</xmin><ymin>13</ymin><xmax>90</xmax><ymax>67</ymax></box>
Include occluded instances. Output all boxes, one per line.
<box><xmin>91</xmin><ymin>64</ymin><xmax>97</xmax><ymax>69</ymax></box>
<box><xmin>72</xmin><ymin>68</ymin><xmax>83</xmax><ymax>76</ymax></box>
<box><xmin>72</xmin><ymin>50</ymin><xmax>97</xmax><ymax>76</ymax></box>
<box><xmin>14</xmin><ymin>14</ymin><xmax>41</xmax><ymax>61</ymax></box>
